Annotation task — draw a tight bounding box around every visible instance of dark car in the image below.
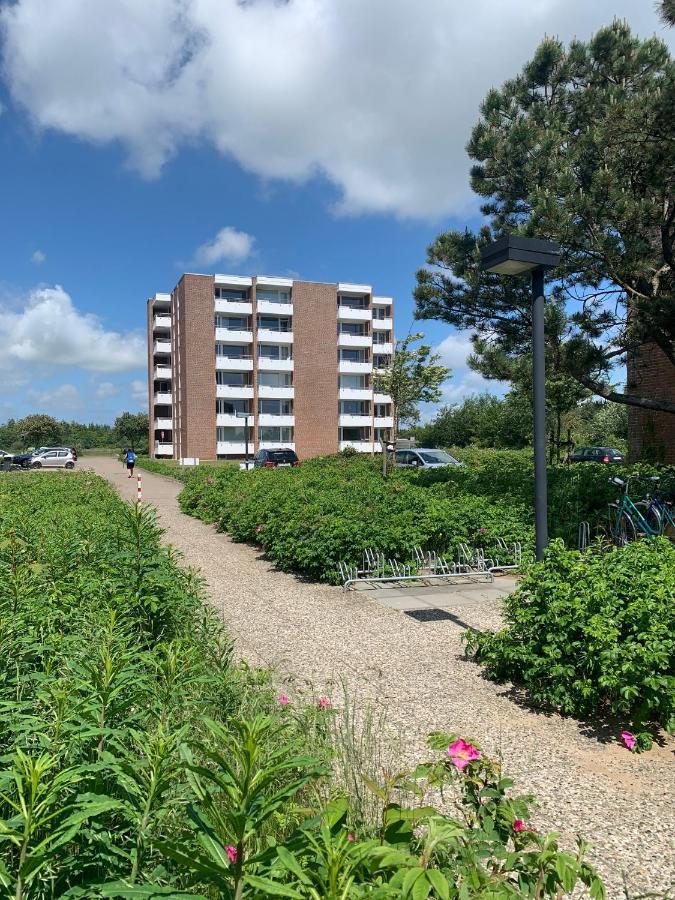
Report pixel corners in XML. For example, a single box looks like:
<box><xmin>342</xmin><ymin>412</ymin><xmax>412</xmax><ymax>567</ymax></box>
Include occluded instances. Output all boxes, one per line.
<box><xmin>569</xmin><ymin>446</ymin><xmax>625</xmax><ymax>464</ymax></box>
<box><xmin>253</xmin><ymin>448</ymin><xmax>299</xmax><ymax>469</ymax></box>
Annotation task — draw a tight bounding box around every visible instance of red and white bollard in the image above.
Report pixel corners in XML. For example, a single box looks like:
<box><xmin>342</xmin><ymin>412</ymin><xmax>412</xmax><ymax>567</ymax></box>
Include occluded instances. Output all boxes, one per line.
<box><xmin>136</xmin><ymin>474</ymin><xmax>142</xmax><ymax>502</ymax></box>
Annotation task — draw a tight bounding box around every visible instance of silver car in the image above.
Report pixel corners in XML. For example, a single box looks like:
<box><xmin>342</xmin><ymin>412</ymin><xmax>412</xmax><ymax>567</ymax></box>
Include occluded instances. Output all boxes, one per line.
<box><xmin>30</xmin><ymin>448</ymin><xmax>75</xmax><ymax>469</ymax></box>
<box><xmin>395</xmin><ymin>448</ymin><xmax>463</xmax><ymax>469</ymax></box>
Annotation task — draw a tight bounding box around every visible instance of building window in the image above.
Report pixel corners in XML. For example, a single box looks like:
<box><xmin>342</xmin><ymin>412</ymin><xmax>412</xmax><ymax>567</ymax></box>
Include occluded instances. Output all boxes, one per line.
<box><xmin>258</xmin><ymin>426</ymin><xmax>293</xmax><ymax>442</ymax></box>
<box><xmin>154</xmin><ymin>380</ymin><xmax>171</xmax><ymax>393</ymax></box>
<box><xmin>374</xmin><ymin>403</ymin><xmax>391</xmax><ymax>418</ymax></box>
<box><xmin>373</xmin><ymin>307</ymin><xmax>391</xmax><ymax>320</ymax></box>
<box><xmin>374</xmin><ymin>427</ymin><xmax>392</xmax><ymax>443</ymax></box>
<box><xmin>215</xmin><ymin>287</ymin><xmax>248</xmax><ymax>300</ymax></box>
<box><xmin>373</xmin><ymin>355</ymin><xmax>391</xmax><ymax>369</ymax></box>
<box><xmin>339</xmin><ymin>374</ymin><xmax>367</xmax><ymax>389</ymax></box>
<box><xmin>217</xmin><ymin>398</ymin><xmax>251</xmax><ymax>415</ymax></box>
<box><xmin>215</xmin><ymin>315</ymin><xmax>249</xmax><ymax>330</ymax></box>
<box><xmin>216</xmin><ymin>371</ymin><xmax>250</xmax><ymax>386</ymax></box>
<box><xmin>340</xmin><ymin>427</ymin><xmax>369</xmax><ymax>442</ymax></box>
<box><xmin>338</xmin><ymin>322</ymin><xmax>366</xmax><ymax>335</ymax></box>
<box><xmin>259</xmin><ymin>399</ymin><xmax>293</xmax><ymax>415</ymax></box>
<box><xmin>257</xmin><ymin>288</ymin><xmax>291</xmax><ymax>303</ymax></box>
<box><xmin>340</xmin><ymin>400</ymin><xmax>369</xmax><ymax>416</ymax></box>
<box><xmin>258</xmin><ymin>371</ymin><xmax>292</xmax><ymax>387</ymax></box>
<box><xmin>339</xmin><ymin>348</ymin><xmax>366</xmax><ymax>362</ymax></box>
<box><xmin>373</xmin><ymin>332</ymin><xmax>391</xmax><ymax>344</ymax></box>
<box><xmin>258</xmin><ymin>344</ymin><xmax>291</xmax><ymax>360</ymax></box>
<box><xmin>338</xmin><ymin>295</ymin><xmax>368</xmax><ymax>309</ymax></box>
<box><xmin>216</xmin><ymin>343</ymin><xmax>250</xmax><ymax>358</ymax></box>
<box><xmin>258</xmin><ymin>316</ymin><xmax>292</xmax><ymax>332</ymax></box>
<box><xmin>216</xmin><ymin>426</ymin><xmax>247</xmax><ymax>442</ymax></box>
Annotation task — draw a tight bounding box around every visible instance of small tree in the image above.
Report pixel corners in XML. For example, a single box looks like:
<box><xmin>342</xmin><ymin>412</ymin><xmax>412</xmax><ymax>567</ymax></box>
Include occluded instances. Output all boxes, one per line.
<box><xmin>114</xmin><ymin>412</ymin><xmax>149</xmax><ymax>453</ymax></box>
<box><xmin>376</xmin><ymin>333</ymin><xmax>450</xmax><ymax>434</ymax></box>
<box><xmin>18</xmin><ymin>414</ymin><xmax>63</xmax><ymax>449</ymax></box>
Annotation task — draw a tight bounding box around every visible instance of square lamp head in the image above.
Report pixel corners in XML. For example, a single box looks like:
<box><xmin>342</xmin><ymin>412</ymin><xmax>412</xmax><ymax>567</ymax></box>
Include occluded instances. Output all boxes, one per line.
<box><xmin>480</xmin><ymin>235</ymin><xmax>560</xmax><ymax>275</ymax></box>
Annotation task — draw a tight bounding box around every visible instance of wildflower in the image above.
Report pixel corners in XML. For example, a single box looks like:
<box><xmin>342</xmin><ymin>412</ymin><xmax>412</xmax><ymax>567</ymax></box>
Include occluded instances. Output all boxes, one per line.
<box><xmin>447</xmin><ymin>738</ymin><xmax>481</xmax><ymax>771</ymax></box>
<box><xmin>621</xmin><ymin>730</ymin><xmax>637</xmax><ymax>751</ymax></box>
<box><xmin>317</xmin><ymin>696</ymin><xmax>331</xmax><ymax>709</ymax></box>
<box><xmin>478</xmin><ymin>527</ymin><xmax>487</xmax><ymax>535</ymax></box>
<box><xmin>225</xmin><ymin>845</ymin><xmax>238</xmax><ymax>864</ymax></box>
<box><xmin>277</xmin><ymin>693</ymin><xmax>290</xmax><ymax>706</ymax></box>
<box><xmin>255</xmin><ymin>524</ymin><xmax>263</xmax><ymax>533</ymax></box>
<box><xmin>347</xmin><ymin>833</ymin><xmax>355</xmax><ymax>842</ymax></box>
<box><xmin>513</xmin><ymin>820</ymin><xmax>529</xmax><ymax>832</ymax></box>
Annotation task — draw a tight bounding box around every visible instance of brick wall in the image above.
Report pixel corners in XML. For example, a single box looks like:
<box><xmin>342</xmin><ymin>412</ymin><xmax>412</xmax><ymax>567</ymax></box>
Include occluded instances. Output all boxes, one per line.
<box><xmin>146</xmin><ymin>299</ymin><xmax>155</xmax><ymax>457</ymax></box>
<box><xmin>292</xmin><ymin>281</ymin><xmax>339</xmax><ymax>458</ymax></box>
<box><xmin>627</xmin><ymin>343</ymin><xmax>675</xmax><ymax>463</ymax></box>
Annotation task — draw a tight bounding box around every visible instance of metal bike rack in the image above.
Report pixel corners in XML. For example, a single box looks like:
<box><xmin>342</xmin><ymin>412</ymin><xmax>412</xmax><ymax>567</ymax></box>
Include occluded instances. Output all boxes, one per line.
<box><xmin>578</xmin><ymin>521</ymin><xmax>591</xmax><ymax>551</ymax></box>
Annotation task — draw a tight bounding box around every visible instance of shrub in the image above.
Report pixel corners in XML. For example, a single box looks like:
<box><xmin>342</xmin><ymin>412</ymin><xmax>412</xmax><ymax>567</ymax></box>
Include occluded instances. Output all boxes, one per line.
<box><xmin>465</xmin><ymin>539</ymin><xmax>675</xmax><ymax>744</ymax></box>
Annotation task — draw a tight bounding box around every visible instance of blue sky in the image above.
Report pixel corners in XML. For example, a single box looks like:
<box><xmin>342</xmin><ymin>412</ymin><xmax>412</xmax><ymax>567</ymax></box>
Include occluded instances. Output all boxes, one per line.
<box><xmin>0</xmin><ymin>0</ymin><xmax>669</xmax><ymax>425</ymax></box>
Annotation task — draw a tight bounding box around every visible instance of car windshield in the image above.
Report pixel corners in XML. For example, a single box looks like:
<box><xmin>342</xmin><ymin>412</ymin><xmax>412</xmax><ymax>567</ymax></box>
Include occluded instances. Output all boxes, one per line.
<box><xmin>418</xmin><ymin>451</ymin><xmax>458</xmax><ymax>464</ymax></box>
<box><xmin>268</xmin><ymin>450</ymin><xmax>297</xmax><ymax>462</ymax></box>
<box><xmin>609</xmin><ymin>449</ymin><xmax>623</xmax><ymax>456</ymax></box>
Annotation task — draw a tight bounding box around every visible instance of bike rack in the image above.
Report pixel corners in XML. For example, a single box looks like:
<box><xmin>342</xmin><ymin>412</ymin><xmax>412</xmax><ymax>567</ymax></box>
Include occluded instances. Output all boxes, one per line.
<box><xmin>578</xmin><ymin>521</ymin><xmax>591</xmax><ymax>551</ymax></box>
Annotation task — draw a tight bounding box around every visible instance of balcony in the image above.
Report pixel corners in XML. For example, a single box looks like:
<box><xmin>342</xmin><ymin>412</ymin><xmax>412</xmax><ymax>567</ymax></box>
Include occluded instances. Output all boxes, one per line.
<box><xmin>216</xmin><ymin>385</ymin><xmax>254</xmax><ymax>399</ymax></box>
<box><xmin>337</xmin><ymin>306</ymin><xmax>372</xmax><ymax>323</ymax></box>
<box><xmin>257</xmin><ymin>329</ymin><xmax>294</xmax><ymax>345</ymax></box>
<box><xmin>338</xmin><ymin>333</ymin><xmax>371</xmax><ymax>348</ymax></box>
<box><xmin>339</xmin><ymin>387</ymin><xmax>371</xmax><ymax>401</ymax></box>
<box><xmin>258</xmin><ymin>441</ymin><xmax>295</xmax><ymax>451</ymax></box>
<box><xmin>216</xmin><ymin>414</ymin><xmax>254</xmax><ymax>428</ymax></box>
<box><xmin>372</xmin><ymin>295</ymin><xmax>393</xmax><ymax>307</ymax></box>
<box><xmin>257</xmin><ymin>299</ymin><xmax>293</xmax><ymax>316</ymax></box>
<box><xmin>258</xmin><ymin>414</ymin><xmax>295</xmax><ymax>427</ymax></box>
<box><xmin>153</xmin><ymin>340</ymin><xmax>171</xmax><ymax>354</ymax></box>
<box><xmin>154</xmin><ymin>365</ymin><xmax>172</xmax><ymax>379</ymax></box>
<box><xmin>216</xmin><ymin>357</ymin><xmax>254</xmax><ymax>371</ymax></box>
<box><xmin>372</xmin><ymin>341</ymin><xmax>393</xmax><ymax>355</ymax></box>
<box><xmin>258</xmin><ymin>385</ymin><xmax>294</xmax><ymax>400</ymax></box>
<box><xmin>154</xmin><ymin>418</ymin><xmax>172</xmax><ymax>430</ymax></box>
<box><xmin>258</xmin><ymin>357</ymin><xmax>294</xmax><ymax>372</ymax></box>
<box><xmin>215</xmin><ymin>299</ymin><xmax>253</xmax><ymax>315</ymax></box>
<box><xmin>155</xmin><ymin>442</ymin><xmax>173</xmax><ymax>456</ymax></box>
<box><xmin>338</xmin><ymin>360</ymin><xmax>372</xmax><ymax>375</ymax></box>
<box><xmin>339</xmin><ymin>441</ymin><xmax>374</xmax><ymax>453</ymax></box>
<box><xmin>339</xmin><ymin>414</ymin><xmax>372</xmax><ymax>427</ymax></box>
<box><xmin>373</xmin><ymin>392</ymin><xmax>392</xmax><ymax>404</ymax></box>
<box><xmin>374</xmin><ymin>416</ymin><xmax>394</xmax><ymax>429</ymax></box>
<box><xmin>215</xmin><ymin>328</ymin><xmax>253</xmax><ymax>344</ymax></box>
<box><xmin>217</xmin><ymin>441</ymin><xmax>247</xmax><ymax>455</ymax></box>
<box><xmin>153</xmin><ymin>315</ymin><xmax>171</xmax><ymax>329</ymax></box>
<box><xmin>372</xmin><ymin>317</ymin><xmax>393</xmax><ymax>331</ymax></box>
<box><xmin>154</xmin><ymin>392</ymin><xmax>172</xmax><ymax>404</ymax></box>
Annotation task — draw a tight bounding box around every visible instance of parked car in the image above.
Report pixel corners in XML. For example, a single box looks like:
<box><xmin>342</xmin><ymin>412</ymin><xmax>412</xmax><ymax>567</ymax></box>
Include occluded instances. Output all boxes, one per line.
<box><xmin>13</xmin><ymin>446</ymin><xmax>63</xmax><ymax>468</ymax></box>
<box><xmin>569</xmin><ymin>446</ymin><xmax>625</xmax><ymax>465</ymax></box>
<box><xmin>253</xmin><ymin>448</ymin><xmax>300</xmax><ymax>469</ymax></box>
<box><xmin>394</xmin><ymin>448</ymin><xmax>463</xmax><ymax>469</ymax></box>
<box><xmin>30</xmin><ymin>449</ymin><xmax>76</xmax><ymax>469</ymax></box>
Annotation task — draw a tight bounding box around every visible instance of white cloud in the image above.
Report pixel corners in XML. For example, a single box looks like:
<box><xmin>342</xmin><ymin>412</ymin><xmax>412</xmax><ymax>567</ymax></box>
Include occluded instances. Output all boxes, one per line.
<box><xmin>1</xmin><ymin>0</ymin><xmax>669</xmax><ymax>219</ymax></box>
<box><xmin>193</xmin><ymin>226</ymin><xmax>254</xmax><ymax>267</ymax></box>
<box><xmin>95</xmin><ymin>381</ymin><xmax>119</xmax><ymax>399</ymax></box>
<box><xmin>27</xmin><ymin>383</ymin><xmax>81</xmax><ymax>411</ymax></box>
<box><xmin>31</xmin><ymin>249</ymin><xmax>45</xmax><ymax>264</ymax></box>
<box><xmin>130</xmin><ymin>379</ymin><xmax>148</xmax><ymax>408</ymax></box>
<box><xmin>0</xmin><ymin>285</ymin><xmax>145</xmax><ymax>373</ymax></box>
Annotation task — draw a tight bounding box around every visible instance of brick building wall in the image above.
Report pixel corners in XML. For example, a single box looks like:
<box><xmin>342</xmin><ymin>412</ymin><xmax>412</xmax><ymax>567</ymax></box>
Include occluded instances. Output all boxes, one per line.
<box><xmin>627</xmin><ymin>343</ymin><xmax>675</xmax><ymax>463</ymax></box>
<box><xmin>292</xmin><ymin>280</ymin><xmax>339</xmax><ymax>458</ymax></box>
<box><xmin>146</xmin><ymin>299</ymin><xmax>155</xmax><ymax>457</ymax></box>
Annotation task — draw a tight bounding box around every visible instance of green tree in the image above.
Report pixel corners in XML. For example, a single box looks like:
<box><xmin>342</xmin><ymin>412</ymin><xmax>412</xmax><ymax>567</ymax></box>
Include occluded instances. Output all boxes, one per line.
<box><xmin>114</xmin><ymin>412</ymin><xmax>149</xmax><ymax>453</ymax></box>
<box><xmin>659</xmin><ymin>0</ymin><xmax>675</xmax><ymax>27</ymax></box>
<box><xmin>415</xmin><ymin>392</ymin><xmax>532</xmax><ymax>449</ymax></box>
<box><xmin>16</xmin><ymin>414</ymin><xmax>63</xmax><ymax>449</ymax></box>
<box><xmin>376</xmin><ymin>333</ymin><xmax>450</xmax><ymax>433</ymax></box>
<box><xmin>415</xmin><ymin>21</ymin><xmax>675</xmax><ymax>416</ymax></box>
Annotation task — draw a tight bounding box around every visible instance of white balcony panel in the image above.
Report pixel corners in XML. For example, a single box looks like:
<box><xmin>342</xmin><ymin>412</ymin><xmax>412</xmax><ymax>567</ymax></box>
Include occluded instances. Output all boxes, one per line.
<box><xmin>374</xmin><ymin>416</ymin><xmax>394</xmax><ymax>428</ymax></box>
<box><xmin>215</xmin><ymin>328</ymin><xmax>253</xmax><ymax>344</ymax></box>
<box><xmin>154</xmin><ymin>418</ymin><xmax>173</xmax><ymax>430</ymax></box>
<box><xmin>256</xmin><ymin>276</ymin><xmax>293</xmax><ymax>289</ymax></box>
<box><xmin>339</xmin><ymin>441</ymin><xmax>374</xmax><ymax>453</ymax></box>
<box><xmin>338</xmin><ymin>333</ymin><xmax>371</xmax><ymax>348</ymax></box>
<box><xmin>256</xmin><ymin>299</ymin><xmax>294</xmax><ymax>316</ymax></box>
<box><xmin>258</xmin><ymin>441</ymin><xmax>296</xmax><ymax>451</ymax></box>
<box><xmin>215</xmin><ymin>274</ymin><xmax>252</xmax><ymax>287</ymax></box>
<box><xmin>216</xmin><ymin>414</ymin><xmax>254</xmax><ymax>428</ymax></box>
<box><xmin>217</xmin><ymin>441</ymin><xmax>247</xmax><ymax>455</ymax></box>
<box><xmin>339</xmin><ymin>414</ymin><xmax>372</xmax><ymax>427</ymax></box>
<box><xmin>153</xmin><ymin>292</ymin><xmax>171</xmax><ymax>303</ymax></box>
<box><xmin>215</xmin><ymin>299</ymin><xmax>253</xmax><ymax>315</ymax></box>
<box><xmin>338</xmin><ymin>360</ymin><xmax>372</xmax><ymax>375</ymax></box>
<box><xmin>258</xmin><ymin>358</ymin><xmax>294</xmax><ymax>372</ymax></box>
<box><xmin>373</xmin><ymin>318</ymin><xmax>393</xmax><ymax>331</ymax></box>
<box><xmin>258</xmin><ymin>414</ymin><xmax>295</xmax><ymax>427</ymax></box>
<box><xmin>155</xmin><ymin>442</ymin><xmax>173</xmax><ymax>456</ymax></box>
<box><xmin>258</xmin><ymin>386</ymin><xmax>295</xmax><ymax>400</ymax></box>
<box><xmin>338</xmin><ymin>282</ymin><xmax>372</xmax><ymax>295</ymax></box>
<box><xmin>154</xmin><ymin>392</ymin><xmax>172</xmax><ymax>404</ymax></box>
<box><xmin>216</xmin><ymin>357</ymin><xmax>254</xmax><ymax>371</ymax></box>
<box><xmin>154</xmin><ymin>365</ymin><xmax>172</xmax><ymax>379</ymax></box>
<box><xmin>153</xmin><ymin>340</ymin><xmax>171</xmax><ymax>354</ymax></box>
<box><xmin>216</xmin><ymin>385</ymin><xmax>254</xmax><ymax>399</ymax></box>
<box><xmin>257</xmin><ymin>329</ymin><xmax>294</xmax><ymax>345</ymax></box>
<box><xmin>373</xmin><ymin>342</ymin><xmax>393</xmax><ymax>355</ymax></box>
<box><xmin>372</xmin><ymin>295</ymin><xmax>393</xmax><ymax>307</ymax></box>
<box><xmin>373</xmin><ymin>392</ymin><xmax>393</xmax><ymax>405</ymax></box>
<box><xmin>337</xmin><ymin>307</ymin><xmax>372</xmax><ymax>323</ymax></box>
<box><xmin>153</xmin><ymin>315</ymin><xmax>171</xmax><ymax>329</ymax></box>
<box><xmin>339</xmin><ymin>388</ymin><xmax>372</xmax><ymax>401</ymax></box>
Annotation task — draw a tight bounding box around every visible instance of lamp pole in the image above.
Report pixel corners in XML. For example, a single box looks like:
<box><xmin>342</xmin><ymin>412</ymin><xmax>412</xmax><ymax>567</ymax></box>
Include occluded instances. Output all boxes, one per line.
<box><xmin>237</xmin><ymin>411</ymin><xmax>251</xmax><ymax>470</ymax></box>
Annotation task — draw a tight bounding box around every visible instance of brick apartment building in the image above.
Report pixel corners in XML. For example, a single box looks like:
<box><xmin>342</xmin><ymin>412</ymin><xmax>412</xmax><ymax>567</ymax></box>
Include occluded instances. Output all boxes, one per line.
<box><xmin>147</xmin><ymin>274</ymin><xmax>395</xmax><ymax>461</ymax></box>
<box><xmin>627</xmin><ymin>343</ymin><xmax>675</xmax><ymax>463</ymax></box>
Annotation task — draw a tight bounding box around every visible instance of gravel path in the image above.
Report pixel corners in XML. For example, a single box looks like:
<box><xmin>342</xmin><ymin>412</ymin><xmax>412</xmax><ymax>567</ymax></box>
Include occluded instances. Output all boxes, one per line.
<box><xmin>88</xmin><ymin>457</ymin><xmax>674</xmax><ymax>898</ymax></box>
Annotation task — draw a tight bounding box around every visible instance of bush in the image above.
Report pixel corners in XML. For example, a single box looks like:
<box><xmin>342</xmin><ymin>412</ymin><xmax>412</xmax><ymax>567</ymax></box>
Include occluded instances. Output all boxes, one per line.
<box><xmin>465</xmin><ymin>539</ymin><xmax>675</xmax><ymax>744</ymax></box>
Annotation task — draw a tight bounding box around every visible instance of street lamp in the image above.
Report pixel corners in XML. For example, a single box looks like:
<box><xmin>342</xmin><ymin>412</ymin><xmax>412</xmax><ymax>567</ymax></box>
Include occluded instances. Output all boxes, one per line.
<box><xmin>236</xmin><ymin>411</ymin><xmax>252</xmax><ymax>470</ymax></box>
<box><xmin>480</xmin><ymin>235</ymin><xmax>561</xmax><ymax>562</ymax></box>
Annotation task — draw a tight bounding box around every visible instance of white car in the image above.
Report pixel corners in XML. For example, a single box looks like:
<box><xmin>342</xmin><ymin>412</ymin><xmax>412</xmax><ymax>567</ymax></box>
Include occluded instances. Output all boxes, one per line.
<box><xmin>30</xmin><ymin>449</ymin><xmax>75</xmax><ymax>469</ymax></box>
<box><xmin>395</xmin><ymin>448</ymin><xmax>463</xmax><ymax>469</ymax></box>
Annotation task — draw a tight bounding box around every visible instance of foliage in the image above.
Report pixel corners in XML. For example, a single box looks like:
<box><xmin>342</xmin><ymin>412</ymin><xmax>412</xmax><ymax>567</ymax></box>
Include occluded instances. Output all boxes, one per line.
<box><xmin>0</xmin><ymin>415</ymin><xmax>120</xmax><ymax>453</ymax></box>
<box><xmin>0</xmin><ymin>472</ymin><xmax>604</xmax><ymax>897</ymax></box>
<box><xmin>414</xmin><ymin>21</ymin><xmax>675</xmax><ymax>416</ymax></box>
<box><xmin>376</xmin><ymin>332</ymin><xmax>450</xmax><ymax>430</ymax></box>
<box><xmin>465</xmin><ymin>539</ymin><xmax>675</xmax><ymax>745</ymax></box>
<box><xmin>115</xmin><ymin>411</ymin><xmax>150</xmax><ymax>454</ymax></box>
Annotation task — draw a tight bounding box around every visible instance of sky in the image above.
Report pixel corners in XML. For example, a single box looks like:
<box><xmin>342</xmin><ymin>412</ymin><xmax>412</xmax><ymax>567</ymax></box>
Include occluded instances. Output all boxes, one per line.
<box><xmin>0</xmin><ymin>0</ymin><xmax>670</xmax><ymax>425</ymax></box>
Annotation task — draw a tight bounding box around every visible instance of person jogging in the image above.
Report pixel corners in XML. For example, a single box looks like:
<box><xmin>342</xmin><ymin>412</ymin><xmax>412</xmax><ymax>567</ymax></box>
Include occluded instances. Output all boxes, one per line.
<box><xmin>125</xmin><ymin>448</ymin><xmax>137</xmax><ymax>478</ymax></box>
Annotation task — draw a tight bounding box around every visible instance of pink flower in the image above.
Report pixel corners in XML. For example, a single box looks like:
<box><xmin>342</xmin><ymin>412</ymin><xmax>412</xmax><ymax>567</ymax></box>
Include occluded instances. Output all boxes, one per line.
<box><xmin>513</xmin><ymin>820</ymin><xmax>527</xmax><ymax>832</ymax></box>
<box><xmin>255</xmin><ymin>524</ymin><xmax>263</xmax><ymax>534</ymax></box>
<box><xmin>277</xmin><ymin>693</ymin><xmax>290</xmax><ymax>706</ymax></box>
<box><xmin>621</xmin><ymin>730</ymin><xmax>637</xmax><ymax>751</ymax></box>
<box><xmin>447</xmin><ymin>738</ymin><xmax>481</xmax><ymax>771</ymax></box>
<box><xmin>478</xmin><ymin>527</ymin><xmax>487</xmax><ymax>535</ymax></box>
<box><xmin>225</xmin><ymin>845</ymin><xmax>238</xmax><ymax>864</ymax></box>
<box><xmin>347</xmin><ymin>833</ymin><xmax>355</xmax><ymax>842</ymax></box>
<box><xmin>317</xmin><ymin>697</ymin><xmax>331</xmax><ymax>709</ymax></box>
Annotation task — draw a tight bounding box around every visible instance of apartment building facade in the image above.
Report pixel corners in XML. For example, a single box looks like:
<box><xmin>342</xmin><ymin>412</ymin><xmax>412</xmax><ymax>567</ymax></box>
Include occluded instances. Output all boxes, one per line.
<box><xmin>147</xmin><ymin>274</ymin><xmax>394</xmax><ymax>461</ymax></box>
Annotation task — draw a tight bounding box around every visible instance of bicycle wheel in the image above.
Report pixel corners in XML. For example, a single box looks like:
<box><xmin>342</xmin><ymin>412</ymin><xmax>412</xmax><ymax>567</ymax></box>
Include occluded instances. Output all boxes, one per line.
<box><xmin>608</xmin><ymin>504</ymin><xmax>637</xmax><ymax>545</ymax></box>
<box><xmin>633</xmin><ymin>501</ymin><xmax>660</xmax><ymax>536</ymax></box>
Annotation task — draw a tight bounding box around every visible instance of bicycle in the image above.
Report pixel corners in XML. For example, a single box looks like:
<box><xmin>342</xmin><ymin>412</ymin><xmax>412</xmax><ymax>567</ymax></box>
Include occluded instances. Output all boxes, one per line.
<box><xmin>608</xmin><ymin>475</ymin><xmax>675</xmax><ymax>544</ymax></box>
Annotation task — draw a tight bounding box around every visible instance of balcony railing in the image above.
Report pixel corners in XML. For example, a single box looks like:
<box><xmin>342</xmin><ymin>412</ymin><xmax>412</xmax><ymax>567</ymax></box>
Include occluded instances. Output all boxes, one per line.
<box><xmin>153</xmin><ymin>340</ymin><xmax>171</xmax><ymax>354</ymax></box>
<box><xmin>339</xmin><ymin>387</ymin><xmax>371</xmax><ymax>401</ymax></box>
<box><xmin>258</xmin><ymin>440</ymin><xmax>295</xmax><ymax>451</ymax></box>
<box><xmin>258</xmin><ymin>357</ymin><xmax>294</xmax><ymax>372</ymax></box>
<box><xmin>216</xmin><ymin>414</ymin><xmax>254</xmax><ymax>427</ymax></box>
<box><xmin>256</xmin><ymin>299</ymin><xmax>293</xmax><ymax>316</ymax></box>
<box><xmin>337</xmin><ymin>306</ymin><xmax>372</xmax><ymax>323</ymax></box>
<box><xmin>153</xmin><ymin>392</ymin><xmax>172</xmax><ymax>404</ymax></box>
<box><xmin>154</xmin><ymin>442</ymin><xmax>173</xmax><ymax>456</ymax></box>
<box><xmin>154</xmin><ymin>418</ymin><xmax>173</xmax><ymax>430</ymax></box>
<box><xmin>215</xmin><ymin>328</ymin><xmax>253</xmax><ymax>344</ymax></box>
<box><xmin>338</xmin><ymin>360</ymin><xmax>372</xmax><ymax>375</ymax></box>
<box><xmin>216</xmin><ymin>441</ymin><xmax>247</xmax><ymax>455</ymax></box>
<box><xmin>339</xmin><ymin>414</ymin><xmax>372</xmax><ymax>427</ymax></box>
<box><xmin>216</xmin><ymin>385</ymin><xmax>254</xmax><ymax>399</ymax></box>
<box><xmin>338</xmin><ymin>441</ymin><xmax>374</xmax><ymax>453</ymax></box>
<box><xmin>374</xmin><ymin>416</ymin><xmax>394</xmax><ymax>428</ymax></box>
<box><xmin>216</xmin><ymin>357</ymin><xmax>254</xmax><ymax>371</ymax></box>
<box><xmin>258</xmin><ymin>385</ymin><xmax>294</xmax><ymax>399</ymax></box>
<box><xmin>257</xmin><ymin>414</ymin><xmax>295</xmax><ymax>427</ymax></box>
<box><xmin>338</xmin><ymin>333</ymin><xmax>371</xmax><ymax>348</ymax></box>
<box><xmin>372</xmin><ymin>341</ymin><xmax>393</xmax><ymax>355</ymax></box>
<box><xmin>153</xmin><ymin>315</ymin><xmax>171</xmax><ymax>329</ymax></box>
<box><xmin>373</xmin><ymin>392</ymin><xmax>393</xmax><ymax>404</ymax></box>
<box><xmin>372</xmin><ymin>317</ymin><xmax>393</xmax><ymax>331</ymax></box>
<box><xmin>215</xmin><ymin>298</ymin><xmax>253</xmax><ymax>315</ymax></box>
<box><xmin>257</xmin><ymin>329</ymin><xmax>294</xmax><ymax>345</ymax></box>
<box><xmin>154</xmin><ymin>365</ymin><xmax>172</xmax><ymax>379</ymax></box>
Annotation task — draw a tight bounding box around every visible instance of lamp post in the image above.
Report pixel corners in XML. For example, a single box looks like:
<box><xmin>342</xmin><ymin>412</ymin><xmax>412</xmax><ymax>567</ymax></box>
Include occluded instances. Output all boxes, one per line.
<box><xmin>236</xmin><ymin>411</ymin><xmax>251</xmax><ymax>470</ymax></box>
<box><xmin>480</xmin><ymin>235</ymin><xmax>561</xmax><ymax>562</ymax></box>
